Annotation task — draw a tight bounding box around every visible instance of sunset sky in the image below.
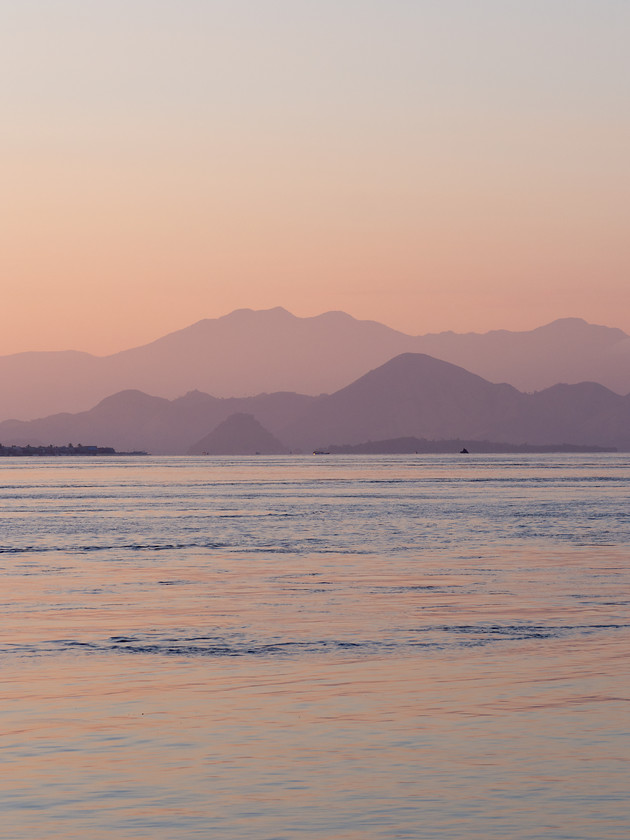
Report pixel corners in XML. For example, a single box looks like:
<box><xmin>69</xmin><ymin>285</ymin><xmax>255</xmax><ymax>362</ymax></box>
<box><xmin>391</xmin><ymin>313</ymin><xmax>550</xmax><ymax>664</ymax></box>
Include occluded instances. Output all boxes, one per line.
<box><xmin>3</xmin><ymin>1</ymin><xmax>629</xmax><ymax>355</ymax></box>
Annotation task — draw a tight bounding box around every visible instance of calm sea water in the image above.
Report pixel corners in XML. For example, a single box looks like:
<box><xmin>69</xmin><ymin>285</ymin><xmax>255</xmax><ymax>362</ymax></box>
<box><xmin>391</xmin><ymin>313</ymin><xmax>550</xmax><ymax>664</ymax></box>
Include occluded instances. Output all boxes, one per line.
<box><xmin>1</xmin><ymin>454</ymin><xmax>629</xmax><ymax>839</ymax></box>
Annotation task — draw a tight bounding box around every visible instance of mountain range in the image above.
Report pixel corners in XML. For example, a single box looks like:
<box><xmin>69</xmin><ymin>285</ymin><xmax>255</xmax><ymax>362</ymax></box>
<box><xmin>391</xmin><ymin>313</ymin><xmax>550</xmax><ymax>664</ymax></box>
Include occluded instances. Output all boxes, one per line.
<box><xmin>2</xmin><ymin>352</ymin><xmax>629</xmax><ymax>454</ymax></box>
<box><xmin>1</xmin><ymin>307</ymin><xmax>629</xmax><ymax>422</ymax></box>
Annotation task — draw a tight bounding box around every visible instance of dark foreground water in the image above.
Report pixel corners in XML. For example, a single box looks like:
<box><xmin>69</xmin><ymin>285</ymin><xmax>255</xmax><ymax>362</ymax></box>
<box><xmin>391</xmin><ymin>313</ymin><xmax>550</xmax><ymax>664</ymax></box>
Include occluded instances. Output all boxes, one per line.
<box><xmin>1</xmin><ymin>454</ymin><xmax>629</xmax><ymax>839</ymax></box>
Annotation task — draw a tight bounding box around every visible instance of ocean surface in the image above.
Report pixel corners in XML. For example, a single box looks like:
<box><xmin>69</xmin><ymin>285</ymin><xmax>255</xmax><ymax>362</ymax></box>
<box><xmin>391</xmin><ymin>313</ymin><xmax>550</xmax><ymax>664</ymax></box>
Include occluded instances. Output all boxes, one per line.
<box><xmin>1</xmin><ymin>454</ymin><xmax>629</xmax><ymax>839</ymax></box>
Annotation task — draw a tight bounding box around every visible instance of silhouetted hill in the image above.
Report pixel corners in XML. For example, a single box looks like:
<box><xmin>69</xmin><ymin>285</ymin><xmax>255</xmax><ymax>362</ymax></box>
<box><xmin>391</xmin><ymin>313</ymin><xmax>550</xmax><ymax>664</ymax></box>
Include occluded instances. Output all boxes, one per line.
<box><xmin>1</xmin><ymin>308</ymin><xmax>629</xmax><ymax>421</ymax></box>
<box><xmin>493</xmin><ymin>382</ymin><xmax>630</xmax><ymax>448</ymax></box>
<box><xmin>188</xmin><ymin>413</ymin><xmax>288</xmax><ymax>455</ymax></box>
<box><xmin>109</xmin><ymin>307</ymin><xmax>414</xmax><ymax>400</ymax></box>
<box><xmin>0</xmin><ymin>390</ymin><xmax>171</xmax><ymax>453</ymax></box>
<box><xmin>279</xmin><ymin>354</ymin><xmax>527</xmax><ymax>450</ymax></box>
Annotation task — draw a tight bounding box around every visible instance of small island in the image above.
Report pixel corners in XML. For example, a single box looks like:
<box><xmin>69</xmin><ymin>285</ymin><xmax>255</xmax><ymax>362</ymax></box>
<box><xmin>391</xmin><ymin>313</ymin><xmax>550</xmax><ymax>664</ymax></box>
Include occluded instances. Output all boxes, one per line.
<box><xmin>0</xmin><ymin>443</ymin><xmax>147</xmax><ymax>457</ymax></box>
<box><xmin>325</xmin><ymin>437</ymin><xmax>617</xmax><ymax>455</ymax></box>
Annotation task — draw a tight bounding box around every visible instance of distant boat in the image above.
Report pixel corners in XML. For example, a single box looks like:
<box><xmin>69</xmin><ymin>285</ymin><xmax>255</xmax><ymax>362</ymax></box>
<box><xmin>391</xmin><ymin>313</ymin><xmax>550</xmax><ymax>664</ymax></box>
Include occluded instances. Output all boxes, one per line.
<box><xmin>313</xmin><ymin>450</ymin><xmax>330</xmax><ymax>455</ymax></box>
<box><xmin>460</xmin><ymin>447</ymin><xmax>469</xmax><ymax>454</ymax></box>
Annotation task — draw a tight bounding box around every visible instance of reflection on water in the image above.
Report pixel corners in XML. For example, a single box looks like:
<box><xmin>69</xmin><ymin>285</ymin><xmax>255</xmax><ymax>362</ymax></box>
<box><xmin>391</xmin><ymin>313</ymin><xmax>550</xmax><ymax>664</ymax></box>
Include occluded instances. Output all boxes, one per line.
<box><xmin>1</xmin><ymin>455</ymin><xmax>629</xmax><ymax>839</ymax></box>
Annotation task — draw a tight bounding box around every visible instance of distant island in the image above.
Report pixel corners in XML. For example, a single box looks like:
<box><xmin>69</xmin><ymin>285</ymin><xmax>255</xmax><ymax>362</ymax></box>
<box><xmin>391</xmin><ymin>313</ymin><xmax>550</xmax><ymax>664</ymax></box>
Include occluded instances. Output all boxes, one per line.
<box><xmin>0</xmin><ymin>443</ymin><xmax>147</xmax><ymax>457</ymax></box>
<box><xmin>327</xmin><ymin>438</ymin><xmax>617</xmax><ymax>455</ymax></box>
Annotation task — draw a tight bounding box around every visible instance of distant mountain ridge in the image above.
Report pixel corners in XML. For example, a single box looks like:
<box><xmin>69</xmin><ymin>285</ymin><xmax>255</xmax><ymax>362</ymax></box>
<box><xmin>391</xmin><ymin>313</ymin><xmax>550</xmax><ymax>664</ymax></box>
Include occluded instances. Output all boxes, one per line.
<box><xmin>1</xmin><ymin>352</ymin><xmax>629</xmax><ymax>454</ymax></box>
<box><xmin>1</xmin><ymin>308</ymin><xmax>629</xmax><ymax>421</ymax></box>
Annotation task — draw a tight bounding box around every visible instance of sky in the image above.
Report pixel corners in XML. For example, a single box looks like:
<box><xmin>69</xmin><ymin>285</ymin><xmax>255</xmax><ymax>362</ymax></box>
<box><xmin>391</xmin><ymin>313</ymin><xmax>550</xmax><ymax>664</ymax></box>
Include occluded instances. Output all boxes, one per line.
<box><xmin>2</xmin><ymin>0</ymin><xmax>629</xmax><ymax>355</ymax></box>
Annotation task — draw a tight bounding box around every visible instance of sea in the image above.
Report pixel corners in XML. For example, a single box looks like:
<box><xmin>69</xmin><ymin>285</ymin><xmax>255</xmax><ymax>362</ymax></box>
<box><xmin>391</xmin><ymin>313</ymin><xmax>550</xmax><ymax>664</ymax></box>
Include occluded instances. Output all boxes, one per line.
<box><xmin>1</xmin><ymin>454</ymin><xmax>629</xmax><ymax>840</ymax></box>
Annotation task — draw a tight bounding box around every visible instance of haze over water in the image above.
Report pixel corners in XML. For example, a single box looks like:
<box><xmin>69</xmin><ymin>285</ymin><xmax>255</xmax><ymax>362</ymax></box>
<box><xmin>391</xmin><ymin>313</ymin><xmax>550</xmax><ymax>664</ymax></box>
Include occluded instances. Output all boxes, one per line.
<box><xmin>2</xmin><ymin>454</ymin><xmax>629</xmax><ymax>839</ymax></box>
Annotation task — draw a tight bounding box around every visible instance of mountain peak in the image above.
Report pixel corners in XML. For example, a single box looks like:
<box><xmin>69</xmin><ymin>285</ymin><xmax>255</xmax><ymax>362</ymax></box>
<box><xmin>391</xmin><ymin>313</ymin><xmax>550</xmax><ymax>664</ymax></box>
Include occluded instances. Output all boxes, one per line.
<box><xmin>532</xmin><ymin>317</ymin><xmax>626</xmax><ymax>339</ymax></box>
<box><xmin>95</xmin><ymin>389</ymin><xmax>168</xmax><ymax>410</ymax></box>
<box><xmin>188</xmin><ymin>412</ymin><xmax>288</xmax><ymax>455</ymax></box>
<box><xmin>220</xmin><ymin>306</ymin><xmax>293</xmax><ymax>321</ymax></box>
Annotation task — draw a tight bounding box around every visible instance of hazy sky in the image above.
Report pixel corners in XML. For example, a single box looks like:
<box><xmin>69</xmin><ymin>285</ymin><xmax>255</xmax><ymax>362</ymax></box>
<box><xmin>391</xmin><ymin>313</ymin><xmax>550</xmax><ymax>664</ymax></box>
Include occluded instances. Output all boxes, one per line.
<box><xmin>3</xmin><ymin>1</ymin><xmax>629</xmax><ymax>354</ymax></box>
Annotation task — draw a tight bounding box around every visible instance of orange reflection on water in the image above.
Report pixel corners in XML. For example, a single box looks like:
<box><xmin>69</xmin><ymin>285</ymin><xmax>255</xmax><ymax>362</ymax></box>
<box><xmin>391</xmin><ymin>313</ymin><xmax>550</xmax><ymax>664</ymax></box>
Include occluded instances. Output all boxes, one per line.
<box><xmin>2</xmin><ymin>543</ymin><xmax>629</xmax><ymax>839</ymax></box>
